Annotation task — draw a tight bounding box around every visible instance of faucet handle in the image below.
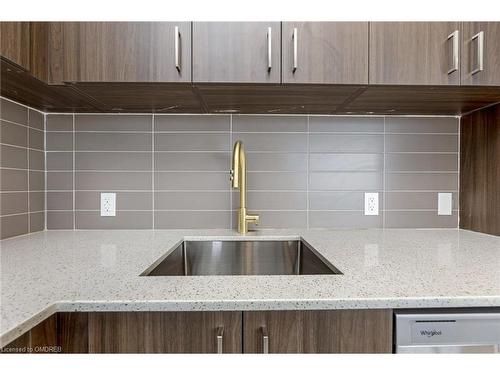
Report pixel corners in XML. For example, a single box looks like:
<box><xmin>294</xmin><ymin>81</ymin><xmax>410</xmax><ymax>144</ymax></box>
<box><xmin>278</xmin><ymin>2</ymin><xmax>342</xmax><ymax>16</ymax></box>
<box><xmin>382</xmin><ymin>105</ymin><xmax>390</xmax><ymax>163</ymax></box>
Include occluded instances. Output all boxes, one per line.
<box><xmin>246</xmin><ymin>213</ymin><xmax>260</xmax><ymax>226</ymax></box>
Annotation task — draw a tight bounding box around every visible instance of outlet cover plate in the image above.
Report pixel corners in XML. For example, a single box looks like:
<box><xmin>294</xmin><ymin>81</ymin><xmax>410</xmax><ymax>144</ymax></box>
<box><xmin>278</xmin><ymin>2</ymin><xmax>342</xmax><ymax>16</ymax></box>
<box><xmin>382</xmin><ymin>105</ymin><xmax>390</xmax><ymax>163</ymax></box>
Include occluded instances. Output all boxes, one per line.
<box><xmin>364</xmin><ymin>192</ymin><xmax>379</xmax><ymax>216</ymax></box>
<box><xmin>101</xmin><ymin>193</ymin><xmax>116</xmax><ymax>217</ymax></box>
<box><xmin>438</xmin><ymin>193</ymin><xmax>452</xmax><ymax>216</ymax></box>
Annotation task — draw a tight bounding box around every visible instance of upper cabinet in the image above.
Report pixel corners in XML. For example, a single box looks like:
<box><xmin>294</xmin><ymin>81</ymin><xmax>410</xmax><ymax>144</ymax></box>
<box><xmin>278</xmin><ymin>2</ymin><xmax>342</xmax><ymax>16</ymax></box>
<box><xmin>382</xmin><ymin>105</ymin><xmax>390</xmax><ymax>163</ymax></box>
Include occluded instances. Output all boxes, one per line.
<box><xmin>369</xmin><ymin>22</ymin><xmax>461</xmax><ymax>85</ymax></box>
<box><xmin>192</xmin><ymin>22</ymin><xmax>281</xmax><ymax>83</ymax></box>
<box><xmin>282</xmin><ymin>22</ymin><xmax>368</xmax><ymax>84</ymax></box>
<box><xmin>461</xmin><ymin>22</ymin><xmax>500</xmax><ymax>86</ymax></box>
<box><xmin>48</xmin><ymin>22</ymin><xmax>191</xmax><ymax>84</ymax></box>
<box><xmin>0</xmin><ymin>22</ymin><xmax>30</xmax><ymax>70</ymax></box>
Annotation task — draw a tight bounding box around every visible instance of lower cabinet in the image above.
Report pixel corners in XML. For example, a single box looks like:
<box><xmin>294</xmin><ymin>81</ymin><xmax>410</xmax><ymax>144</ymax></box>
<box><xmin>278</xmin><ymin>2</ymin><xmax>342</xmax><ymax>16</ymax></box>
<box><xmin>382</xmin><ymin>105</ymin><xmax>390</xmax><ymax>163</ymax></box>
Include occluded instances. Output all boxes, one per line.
<box><xmin>244</xmin><ymin>310</ymin><xmax>393</xmax><ymax>353</ymax></box>
<box><xmin>2</xmin><ymin>309</ymin><xmax>393</xmax><ymax>354</ymax></box>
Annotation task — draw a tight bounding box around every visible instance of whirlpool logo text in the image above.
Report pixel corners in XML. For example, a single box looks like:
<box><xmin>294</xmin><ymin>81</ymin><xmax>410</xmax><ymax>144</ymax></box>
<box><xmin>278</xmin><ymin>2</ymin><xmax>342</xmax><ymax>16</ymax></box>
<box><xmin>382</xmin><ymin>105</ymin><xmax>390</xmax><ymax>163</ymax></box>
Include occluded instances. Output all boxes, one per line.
<box><xmin>420</xmin><ymin>330</ymin><xmax>442</xmax><ymax>338</ymax></box>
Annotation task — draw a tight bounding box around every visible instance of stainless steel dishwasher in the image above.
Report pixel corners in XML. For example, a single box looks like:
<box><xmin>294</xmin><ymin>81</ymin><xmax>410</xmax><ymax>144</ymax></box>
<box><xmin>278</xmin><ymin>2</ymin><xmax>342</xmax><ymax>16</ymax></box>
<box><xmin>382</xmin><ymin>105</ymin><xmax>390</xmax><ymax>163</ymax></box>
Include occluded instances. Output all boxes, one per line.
<box><xmin>395</xmin><ymin>311</ymin><xmax>500</xmax><ymax>353</ymax></box>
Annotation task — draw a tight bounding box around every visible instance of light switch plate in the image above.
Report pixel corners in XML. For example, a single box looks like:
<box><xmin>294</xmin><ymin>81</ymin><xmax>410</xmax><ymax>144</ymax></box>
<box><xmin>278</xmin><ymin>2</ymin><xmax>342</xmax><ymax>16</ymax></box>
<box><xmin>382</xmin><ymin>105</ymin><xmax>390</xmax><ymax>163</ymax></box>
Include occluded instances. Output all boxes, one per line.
<box><xmin>101</xmin><ymin>193</ymin><xmax>116</xmax><ymax>217</ymax></box>
<box><xmin>364</xmin><ymin>192</ymin><xmax>379</xmax><ymax>216</ymax></box>
<box><xmin>438</xmin><ymin>193</ymin><xmax>452</xmax><ymax>215</ymax></box>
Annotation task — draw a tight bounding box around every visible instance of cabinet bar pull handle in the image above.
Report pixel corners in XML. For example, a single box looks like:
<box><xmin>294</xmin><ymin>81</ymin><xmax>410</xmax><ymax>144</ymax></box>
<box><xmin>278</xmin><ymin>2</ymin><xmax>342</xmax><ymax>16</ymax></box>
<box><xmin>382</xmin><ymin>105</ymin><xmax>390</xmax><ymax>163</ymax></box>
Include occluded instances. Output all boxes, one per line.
<box><xmin>292</xmin><ymin>27</ymin><xmax>298</xmax><ymax>73</ymax></box>
<box><xmin>471</xmin><ymin>31</ymin><xmax>484</xmax><ymax>75</ymax></box>
<box><xmin>267</xmin><ymin>27</ymin><xmax>272</xmax><ymax>72</ymax></box>
<box><xmin>174</xmin><ymin>26</ymin><xmax>181</xmax><ymax>72</ymax></box>
<box><xmin>261</xmin><ymin>326</ymin><xmax>269</xmax><ymax>354</ymax></box>
<box><xmin>447</xmin><ymin>30</ymin><xmax>459</xmax><ymax>74</ymax></box>
<box><xmin>216</xmin><ymin>327</ymin><xmax>224</xmax><ymax>354</ymax></box>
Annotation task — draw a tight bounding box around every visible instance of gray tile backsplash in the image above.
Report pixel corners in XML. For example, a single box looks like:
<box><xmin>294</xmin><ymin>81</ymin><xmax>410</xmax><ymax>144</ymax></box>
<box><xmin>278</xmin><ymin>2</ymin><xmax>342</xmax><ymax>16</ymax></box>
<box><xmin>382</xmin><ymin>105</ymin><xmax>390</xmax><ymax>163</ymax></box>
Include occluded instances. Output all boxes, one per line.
<box><xmin>0</xmin><ymin>98</ymin><xmax>45</xmax><ymax>239</ymax></box>
<box><xmin>2</xmin><ymin>97</ymin><xmax>460</xmax><ymax>234</ymax></box>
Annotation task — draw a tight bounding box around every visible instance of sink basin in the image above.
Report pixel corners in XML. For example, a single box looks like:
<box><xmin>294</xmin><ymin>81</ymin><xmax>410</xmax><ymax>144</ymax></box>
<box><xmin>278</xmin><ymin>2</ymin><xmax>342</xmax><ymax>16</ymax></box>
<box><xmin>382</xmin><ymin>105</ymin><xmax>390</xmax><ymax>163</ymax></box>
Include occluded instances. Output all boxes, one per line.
<box><xmin>142</xmin><ymin>240</ymin><xmax>341</xmax><ymax>276</ymax></box>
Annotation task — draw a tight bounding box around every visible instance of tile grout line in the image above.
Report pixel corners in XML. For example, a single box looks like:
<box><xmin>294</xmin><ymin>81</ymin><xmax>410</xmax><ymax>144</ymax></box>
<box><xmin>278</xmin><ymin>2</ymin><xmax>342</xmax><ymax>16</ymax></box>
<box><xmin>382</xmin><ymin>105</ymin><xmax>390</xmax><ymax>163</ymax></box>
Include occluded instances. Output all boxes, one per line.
<box><xmin>306</xmin><ymin>116</ymin><xmax>310</xmax><ymax>230</ymax></box>
<box><xmin>73</xmin><ymin>114</ymin><xmax>76</xmax><ymax>230</ymax></box>
<box><xmin>27</xmin><ymin>109</ymin><xmax>30</xmax><ymax>233</ymax></box>
<box><xmin>229</xmin><ymin>115</ymin><xmax>233</xmax><ymax>230</ymax></box>
<box><xmin>44</xmin><ymin>113</ymin><xmax>47</xmax><ymax>231</ymax></box>
<box><xmin>152</xmin><ymin>114</ymin><xmax>155</xmax><ymax>230</ymax></box>
<box><xmin>382</xmin><ymin>116</ymin><xmax>386</xmax><ymax>229</ymax></box>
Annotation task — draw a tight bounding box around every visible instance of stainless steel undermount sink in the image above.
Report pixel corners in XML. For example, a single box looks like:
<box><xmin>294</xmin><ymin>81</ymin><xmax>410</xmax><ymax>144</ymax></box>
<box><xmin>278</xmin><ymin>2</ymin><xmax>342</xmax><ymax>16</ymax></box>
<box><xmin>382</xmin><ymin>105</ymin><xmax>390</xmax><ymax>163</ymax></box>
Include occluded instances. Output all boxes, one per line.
<box><xmin>141</xmin><ymin>240</ymin><xmax>341</xmax><ymax>276</ymax></box>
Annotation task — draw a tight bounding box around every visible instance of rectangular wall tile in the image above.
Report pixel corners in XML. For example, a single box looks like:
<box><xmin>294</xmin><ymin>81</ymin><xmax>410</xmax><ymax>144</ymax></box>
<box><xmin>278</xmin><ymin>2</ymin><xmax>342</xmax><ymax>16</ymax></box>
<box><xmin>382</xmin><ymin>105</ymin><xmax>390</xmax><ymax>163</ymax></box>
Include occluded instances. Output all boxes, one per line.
<box><xmin>385</xmin><ymin>211</ymin><xmax>458</xmax><ymax>228</ymax></box>
<box><xmin>46</xmin><ymin>152</ymin><xmax>73</xmax><ymax>170</ymax></box>
<box><xmin>29</xmin><ymin>171</ymin><xmax>45</xmax><ymax>191</ymax></box>
<box><xmin>233</xmin><ymin>133</ymin><xmax>306</xmax><ymax>152</ymax></box>
<box><xmin>1</xmin><ymin>145</ymin><xmax>28</xmax><ymax>169</ymax></box>
<box><xmin>310</xmin><ymin>134</ymin><xmax>384</xmax><ymax>153</ymax></box>
<box><xmin>1</xmin><ymin>214</ymin><xmax>29</xmax><ymax>239</ymax></box>
<box><xmin>386</xmin><ymin>173</ymin><xmax>458</xmax><ymax>191</ymax></box>
<box><xmin>76</xmin><ymin>152</ymin><xmax>152</xmax><ymax>171</ymax></box>
<box><xmin>75</xmin><ymin>171</ymin><xmax>151</xmax><ymax>191</ymax></box>
<box><xmin>1</xmin><ymin>169</ymin><xmax>28</xmax><ymax>191</ymax></box>
<box><xmin>155</xmin><ymin>114</ymin><xmax>229</xmax><ymax>132</ymax></box>
<box><xmin>309</xmin><ymin>211</ymin><xmax>383</xmax><ymax>228</ymax></box>
<box><xmin>0</xmin><ymin>120</ymin><xmax>28</xmax><ymax>147</ymax></box>
<box><xmin>155</xmin><ymin>192</ymin><xmax>229</xmax><ymax>210</ymax></box>
<box><xmin>309</xmin><ymin>154</ymin><xmax>383</xmax><ymax>171</ymax></box>
<box><xmin>154</xmin><ymin>133</ymin><xmax>228</xmax><ymax>151</ymax></box>
<box><xmin>47</xmin><ymin>171</ymin><xmax>73</xmax><ymax>190</ymax></box>
<box><xmin>29</xmin><ymin>150</ymin><xmax>45</xmax><ymax>171</ymax></box>
<box><xmin>310</xmin><ymin>172</ymin><xmax>383</xmax><ymax>191</ymax></box>
<box><xmin>0</xmin><ymin>98</ymin><xmax>28</xmax><ymax>124</ymax></box>
<box><xmin>29</xmin><ymin>109</ymin><xmax>44</xmax><ymax>130</ymax></box>
<box><xmin>47</xmin><ymin>211</ymin><xmax>74</xmax><ymax>229</ymax></box>
<box><xmin>75</xmin><ymin>114</ymin><xmax>152</xmax><ymax>132</ymax></box>
<box><xmin>247</xmin><ymin>153</ymin><xmax>307</xmax><ymax>172</ymax></box>
<box><xmin>154</xmin><ymin>152</ymin><xmax>229</xmax><ymax>171</ymax></box>
<box><xmin>46</xmin><ymin>114</ymin><xmax>73</xmax><ymax>131</ymax></box>
<box><xmin>46</xmin><ymin>132</ymin><xmax>73</xmax><ymax>151</ymax></box>
<box><xmin>233</xmin><ymin>115</ymin><xmax>307</xmax><ymax>132</ymax></box>
<box><xmin>385</xmin><ymin>153</ymin><xmax>458</xmax><ymax>172</ymax></box>
<box><xmin>76</xmin><ymin>133</ymin><xmax>151</xmax><ymax>151</ymax></box>
<box><xmin>29</xmin><ymin>212</ymin><xmax>45</xmax><ymax>232</ymax></box>
<box><xmin>247</xmin><ymin>172</ymin><xmax>307</xmax><ymax>191</ymax></box>
<box><xmin>76</xmin><ymin>191</ymin><xmax>152</xmax><ymax>210</ymax></box>
<box><xmin>1</xmin><ymin>192</ymin><xmax>28</xmax><ymax>215</ymax></box>
<box><xmin>309</xmin><ymin>116</ymin><xmax>384</xmax><ymax>133</ymax></box>
<box><xmin>29</xmin><ymin>191</ymin><xmax>45</xmax><ymax>212</ymax></box>
<box><xmin>28</xmin><ymin>128</ymin><xmax>44</xmax><ymax>150</ymax></box>
<box><xmin>385</xmin><ymin>134</ymin><xmax>458</xmax><ymax>152</ymax></box>
<box><xmin>76</xmin><ymin>211</ymin><xmax>152</xmax><ymax>229</ymax></box>
<box><xmin>155</xmin><ymin>211</ymin><xmax>230</xmax><ymax>229</ymax></box>
<box><xmin>154</xmin><ymin>172</ymin><xmax>228</xmax><ymax>190</ymax></box>
<box><xmin>385</xmin><ymin>117</ymin><xmax>458</xmax><ymax>133</ymax></box>
<box><xmin>233</xmin><ymin>192</ymin><xmax>307</xmax><ymax>210</ymax></box>
<box><xmin>47</xmin><ymin>191</ymin><xmax>74</xmax><ymax>210</ymax></box>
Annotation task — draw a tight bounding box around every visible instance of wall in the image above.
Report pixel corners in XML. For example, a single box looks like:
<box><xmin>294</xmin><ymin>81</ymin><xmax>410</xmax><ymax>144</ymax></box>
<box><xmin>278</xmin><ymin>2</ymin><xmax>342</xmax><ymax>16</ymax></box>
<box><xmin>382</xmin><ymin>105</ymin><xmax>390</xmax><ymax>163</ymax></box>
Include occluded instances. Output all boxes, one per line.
<box><xmin>0</xmin><ymin>98</ymin><xmax>45</xmax><ymax>239</ymax></box>
<box><xmin>43</xmin><ymin>112</ymin><xmax>459</xmax><ymax>231</ymax></box>
<box><xmin>460</xmin><ymin>103</ymin><xmax>500</xmax><ymax>236</ymax></box>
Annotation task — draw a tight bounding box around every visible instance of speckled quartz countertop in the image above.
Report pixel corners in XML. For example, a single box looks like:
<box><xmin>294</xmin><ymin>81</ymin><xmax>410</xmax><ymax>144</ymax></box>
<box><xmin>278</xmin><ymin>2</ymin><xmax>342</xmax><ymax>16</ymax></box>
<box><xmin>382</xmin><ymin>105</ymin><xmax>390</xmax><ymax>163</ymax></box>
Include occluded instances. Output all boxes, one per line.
<box><xmin>1</xmin><ymin>228</ymin><xmax>499</xmax><ymax>345</ymax></box>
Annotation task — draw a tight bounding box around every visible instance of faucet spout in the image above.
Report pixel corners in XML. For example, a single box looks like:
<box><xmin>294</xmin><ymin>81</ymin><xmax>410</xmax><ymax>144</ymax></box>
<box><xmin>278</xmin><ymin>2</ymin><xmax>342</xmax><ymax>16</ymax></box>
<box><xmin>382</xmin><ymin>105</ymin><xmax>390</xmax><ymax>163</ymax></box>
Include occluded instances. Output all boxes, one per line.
<box><xmin>230</xmin><ymin>140</ymin><xmax>259</xmax><ymax>234</ymax></box>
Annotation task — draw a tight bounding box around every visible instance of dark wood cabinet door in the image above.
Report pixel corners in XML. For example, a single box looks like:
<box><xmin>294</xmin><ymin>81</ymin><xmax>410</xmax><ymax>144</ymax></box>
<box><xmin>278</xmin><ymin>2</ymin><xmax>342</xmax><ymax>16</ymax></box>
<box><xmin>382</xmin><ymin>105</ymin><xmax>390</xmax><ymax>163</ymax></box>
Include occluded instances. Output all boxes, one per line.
<box><xmin>49</xmin><ymin>22</ymin><xmax>191</xmax><ymax>84</ymax></box>
<box><xmin>369</xmin><ymin>22</ymin><xmax>460</xmax><ymax>85</ymax></box>
<box><xmin>282</xmin><ymin>22</ymin><xmax>368</xmax><ymax>84</ymax></box>
<box><xmin>0</xmin><ymin>22</ymin><xmax>30</xmax><ymax>70</ymax></box>
<box><xmin>243</xmin><ymin>310</ymin><xmax>392</xmax><ymax>353</ymax></box>
<box><xmin>193</xmin><ymin>22</ymin><xmax>281</xmax><ymax>83</ymax></box>
<box><xmin>88</xmin><ymin>311</ymin><xmax>242</xmax><ymax>353</ymax></box>
<box><xmin>461</xmin><ymin>22</ymin><xmax>500</xmax><ymax>86</ymax></box>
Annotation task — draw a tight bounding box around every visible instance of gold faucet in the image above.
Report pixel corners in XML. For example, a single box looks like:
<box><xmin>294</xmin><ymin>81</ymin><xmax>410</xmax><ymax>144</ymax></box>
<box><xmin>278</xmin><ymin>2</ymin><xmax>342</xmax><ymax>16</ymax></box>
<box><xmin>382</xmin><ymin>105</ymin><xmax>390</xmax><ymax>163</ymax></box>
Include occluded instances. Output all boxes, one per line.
<box><xmin>230</xmin><ymin>140</ymin><xmax>259</xmax><ymax>234</ymax></box>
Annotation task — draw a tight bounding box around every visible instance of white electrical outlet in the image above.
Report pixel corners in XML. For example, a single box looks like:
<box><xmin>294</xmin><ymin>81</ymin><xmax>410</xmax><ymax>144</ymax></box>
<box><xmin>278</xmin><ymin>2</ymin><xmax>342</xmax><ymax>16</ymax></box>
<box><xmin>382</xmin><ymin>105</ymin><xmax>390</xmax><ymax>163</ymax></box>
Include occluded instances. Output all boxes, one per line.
<box><xmin>438</xmin><ymin>193</ymin><xmax>452</xmax><ymax>215</ymax></box>
<box><xmin>364</xmin><ymin>192</ymin><xmax>379</xmax><ymax>216</ymax></box>
<box><xmin>100</xmin><ymin>193</ymin><xmax>116</xmax><ymax>217</ymax></box>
